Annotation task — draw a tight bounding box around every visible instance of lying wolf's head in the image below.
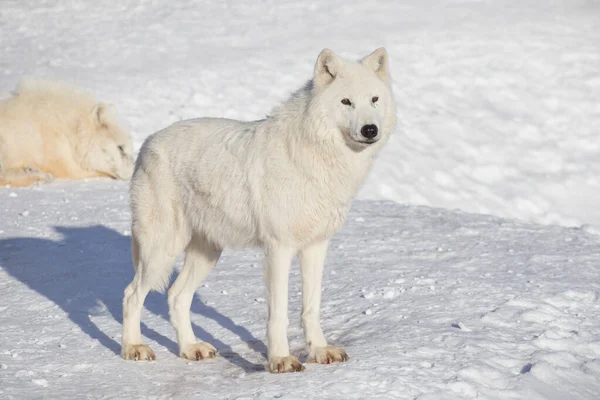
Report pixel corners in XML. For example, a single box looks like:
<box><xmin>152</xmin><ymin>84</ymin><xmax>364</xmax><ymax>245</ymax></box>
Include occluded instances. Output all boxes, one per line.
<box><xmin>78</xmin><ymin>103</ymin><xmax>134</xmax><ymax>180</ymax></box>
<box><xmin>310</xmin><ymin>47</ymin><xmax>396</xmax><ymax>150</ymax></box>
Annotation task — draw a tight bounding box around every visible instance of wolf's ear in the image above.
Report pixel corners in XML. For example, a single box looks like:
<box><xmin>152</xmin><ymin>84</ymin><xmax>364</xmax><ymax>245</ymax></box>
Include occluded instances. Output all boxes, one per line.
<box><xmin>314</xmin><ymin>48</ymin><xmax>341</xmax><ymax>86</ymax></box>
<box><xmin>91</xmin><ymin>103</ymin><xmax>117</xmax><ymax>127</ymax></box>
<box><xmin>361</xmin><ymin>47</ymin><xmax>391</xmax><ymax>84</ymax></box>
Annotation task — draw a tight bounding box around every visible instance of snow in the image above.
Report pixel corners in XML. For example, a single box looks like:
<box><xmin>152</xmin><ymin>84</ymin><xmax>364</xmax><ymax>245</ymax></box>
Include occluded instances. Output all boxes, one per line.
<box><xmin>1</xmin><ymin>0</ymin><xmax>599</xmax><ymax>229</ymax></box>
<box><xmin>1</xmin><ymin>183</ymin><xmax>600</xmax><ymax>399</ymax></box>
<box><xmin>1</xmin><ymin>0</ymin><xmax>600</xmax><ymax>398</ymax></box>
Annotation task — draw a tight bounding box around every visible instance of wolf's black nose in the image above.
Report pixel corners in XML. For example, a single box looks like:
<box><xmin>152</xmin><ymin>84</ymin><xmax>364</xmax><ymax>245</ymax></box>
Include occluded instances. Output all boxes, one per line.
<box><xmin>361</xmin><ymin>124</ymin><xmax>378</xmax><ymax>139</ymax></box>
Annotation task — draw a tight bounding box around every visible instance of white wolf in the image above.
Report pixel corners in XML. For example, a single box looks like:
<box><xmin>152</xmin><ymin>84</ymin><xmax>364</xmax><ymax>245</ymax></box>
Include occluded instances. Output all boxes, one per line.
<box><xmin>122</xmin><ymin>48</ymin><xmax>396</xmax><ymax>373</ymax></box>
<box><xmin>0</xmin><ymin>79</ymin><xmax>134</xmax><ymax>187</ymax></box>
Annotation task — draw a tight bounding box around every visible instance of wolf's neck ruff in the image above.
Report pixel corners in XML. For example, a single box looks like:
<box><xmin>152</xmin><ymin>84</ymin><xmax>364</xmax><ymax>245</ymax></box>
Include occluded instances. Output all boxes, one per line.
<box><xmin>264</xmin><ymin>85</ymin><xmax>385</xmax><ymax>206</ymax></box>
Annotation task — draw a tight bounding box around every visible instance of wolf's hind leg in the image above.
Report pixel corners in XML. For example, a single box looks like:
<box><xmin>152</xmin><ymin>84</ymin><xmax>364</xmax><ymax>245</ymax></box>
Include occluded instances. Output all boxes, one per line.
<box><xmin>122</xmin><ymin>233</ymin><xmax>179</xmax><ymax>361</ymax></box>
<box><xmin>168</xmin><ymin>237</ymin><xmax>221</xmax><ymax>360</ymax></box>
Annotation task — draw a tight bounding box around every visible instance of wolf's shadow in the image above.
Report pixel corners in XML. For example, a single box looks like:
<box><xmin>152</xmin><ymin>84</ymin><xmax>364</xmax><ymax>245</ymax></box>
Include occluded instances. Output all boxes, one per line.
<box><xmin>0</xmin><ymin>225</ymin><xmax>266</xmax><ymax>372</ymax></box>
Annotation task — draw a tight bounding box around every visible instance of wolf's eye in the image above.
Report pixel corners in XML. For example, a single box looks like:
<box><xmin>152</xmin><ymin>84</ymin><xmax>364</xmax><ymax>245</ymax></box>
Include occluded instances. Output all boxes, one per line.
<box><xmin>372</xmin><ymin>96</ymin><xmax>379</xmax><ymax>103</ymax></box>
<box><xmin>341</xmin><ymin>98</ymin><xmax>352</xmax><ymax>106</ymax></box>
<box><xmin>118</xmin><ymin>145</ymin><xmax>126</xmax><ymax>156</ymax></box>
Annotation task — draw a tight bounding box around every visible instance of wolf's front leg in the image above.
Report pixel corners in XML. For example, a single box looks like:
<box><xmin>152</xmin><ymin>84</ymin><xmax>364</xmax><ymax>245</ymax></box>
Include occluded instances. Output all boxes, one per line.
<box><xmin>264</xmin><ymin>245</ymin><xmax>304</xmax><ymax>373</ymax></box>
<box><xmin>0</xmin><ymin>167</ymin><xmax>54</xmax><ymax>187</ymax></box>
<box><xmin>299</xmin><ymin>240</ymin><xmax>349</xmax><ymax>364</ymax></box>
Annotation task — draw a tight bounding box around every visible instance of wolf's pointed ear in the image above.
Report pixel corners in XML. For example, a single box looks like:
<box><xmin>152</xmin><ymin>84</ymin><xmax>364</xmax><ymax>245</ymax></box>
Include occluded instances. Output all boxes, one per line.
<box><xmin>361</xmin><ymin>47</ymin><xmax>391</xmax><ymax>84</ymax></box>
<box><xmin>314</xmin><ymin>48</ymin><xmax>341</xmax><ymax>86</ymax></box>
<box><xmin>91</xmin><ymin>103</ymin><xmax>117</xmax><ymax>127</ymax></box>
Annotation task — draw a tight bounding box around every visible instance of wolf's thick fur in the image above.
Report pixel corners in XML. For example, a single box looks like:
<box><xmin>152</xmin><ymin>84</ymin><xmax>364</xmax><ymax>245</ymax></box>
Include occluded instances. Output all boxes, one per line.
<box><xmin>0</xmin><ymin>79</ymin><xmax>134</xmax><ymax>187</ymax></box>
<box><xmin>122</xmin><ymin>48</ymin><xmax>397</xmax><ymax>372</ymax></box>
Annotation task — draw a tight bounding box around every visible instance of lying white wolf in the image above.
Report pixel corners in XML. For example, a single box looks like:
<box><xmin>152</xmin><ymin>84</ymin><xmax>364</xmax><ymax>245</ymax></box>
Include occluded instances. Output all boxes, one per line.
<box><xmin>0</xmin><ymin>79</ymin><xmax>134</xmax><ymax>187</ymax></box>
<box><xmin>122</xmin><ymin>47</ymin><xmax>397</xmax><ymax>373</ymax></box>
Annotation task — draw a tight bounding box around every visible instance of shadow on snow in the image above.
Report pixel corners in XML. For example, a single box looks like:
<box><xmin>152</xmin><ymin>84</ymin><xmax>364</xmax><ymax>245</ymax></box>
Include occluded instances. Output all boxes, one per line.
<box><xmin>0</xmin><ymin>225</ymin><xmax>267</xmax><ymax>372</ymax></box>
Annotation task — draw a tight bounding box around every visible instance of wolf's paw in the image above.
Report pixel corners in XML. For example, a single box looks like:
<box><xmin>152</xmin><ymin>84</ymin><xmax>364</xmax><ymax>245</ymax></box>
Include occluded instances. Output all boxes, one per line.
<box><xmin>34</xmin><ymin>172</ymin><xmax>55</xmax><ymax>185</ymax></box>
<box><xmin>122</xmin><ymin>344</ymin><xmax>156</xmax><ymax>361</ymax></box>
<box><xmin>308</xmin><ymin>346</ymin><xmax>349</xmax><ymax>364</ymax></box>
<box><xmin>181</xmin><ymin>342</ymin><xmax>217</xmax><ymax>361</ymax></box>
<box><xmin>21</xmin><ymin>168</ymin><xmax>54</xmax><ymax>185</ymax></box>
<box><xmin>268</xmin><ymin>355</ymin><xmax>305</xmax><ymax>373</ymax></box>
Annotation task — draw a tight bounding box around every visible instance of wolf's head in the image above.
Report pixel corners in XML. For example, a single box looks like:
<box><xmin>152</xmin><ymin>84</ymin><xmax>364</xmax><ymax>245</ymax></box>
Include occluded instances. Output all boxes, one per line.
<box><xmin>309</xmin><ymin>47</ymin><xmax>396</xmax><ymax>151</ymax></box>
<box><xmin>77</xmin><ymin>103</ymin><xmax>134</xmax><ymax>180</ymax></box>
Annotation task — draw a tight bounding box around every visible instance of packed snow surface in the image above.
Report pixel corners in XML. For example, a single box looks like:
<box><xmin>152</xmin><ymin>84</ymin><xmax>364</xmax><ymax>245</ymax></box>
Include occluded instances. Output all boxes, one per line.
<box><xmin>1</xmin><ymin>0</ymin><xmax>600</xmax><ymax>399</ymax></box>
<box><xmin>1</xmin><ymin>182</ymin><xmax>600</xmax><ymax>399</ymax></box>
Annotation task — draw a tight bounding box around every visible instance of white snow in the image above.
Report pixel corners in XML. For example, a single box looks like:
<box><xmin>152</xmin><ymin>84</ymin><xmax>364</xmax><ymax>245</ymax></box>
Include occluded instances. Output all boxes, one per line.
<box><xmin>1</xmin><ymin>0</ymin><xmax>600</xmax><ymax>399</ymax></box>
<box><xmin>1</xmin><ymin>183</ymin><xmax>599</xmax><ymax>399</ymax></box>
<box><xmin>2</xmin><ymin>0</ymin><xmax>599</xmax><ymax>229</ymax></box>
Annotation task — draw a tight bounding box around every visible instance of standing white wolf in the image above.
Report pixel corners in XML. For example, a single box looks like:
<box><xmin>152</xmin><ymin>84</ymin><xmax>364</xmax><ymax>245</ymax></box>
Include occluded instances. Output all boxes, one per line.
<box><xmin>122</xmin><ymin>48</ymin><xmax>396</xmax><ymax>373</ymax></box>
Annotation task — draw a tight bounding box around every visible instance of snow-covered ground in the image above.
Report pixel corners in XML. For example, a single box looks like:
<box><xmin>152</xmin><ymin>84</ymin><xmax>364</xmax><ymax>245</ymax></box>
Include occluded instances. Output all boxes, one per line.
<box><xmin>1</xmin><ymin>0</ymin><xmax>600</xmax><ymax>398</ymax></box>
<box><xmin>1</xmin><ymin>0</ymin><xmax>599</xmax><ymax>228</ymax></box>
<box><xmin>1</xmin><ymin>182</ymin><xmax>600</xmax><ymax>399</ymax></box>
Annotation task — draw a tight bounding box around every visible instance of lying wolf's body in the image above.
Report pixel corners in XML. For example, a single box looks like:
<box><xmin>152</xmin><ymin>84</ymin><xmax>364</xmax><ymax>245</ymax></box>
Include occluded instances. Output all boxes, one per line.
<box><xmin>0</xmin><ymin>79</ymin><xmax>133</xmax><ymax>187</ymax></box>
